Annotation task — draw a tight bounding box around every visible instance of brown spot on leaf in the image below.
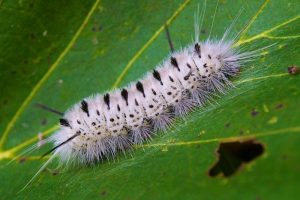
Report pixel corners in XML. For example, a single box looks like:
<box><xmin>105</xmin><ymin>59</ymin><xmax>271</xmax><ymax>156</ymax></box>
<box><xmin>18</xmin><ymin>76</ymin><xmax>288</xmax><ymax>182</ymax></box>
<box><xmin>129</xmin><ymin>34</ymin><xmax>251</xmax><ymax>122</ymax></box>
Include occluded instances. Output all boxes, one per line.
<box><xmin>100</xmin><ymin>190</ymin><xmax>107</xmax><ymax>196</ymax></box>
<box><xmin>18</xmin><ymin>157</ymin><xmax>27</xmax><ymax>164</ymax></box>
<box><xmin>225</xmin><ymin>123</ymin><xmax>230</xmax><ymax>128</ymax></box>
<box><xmin>251</xmin><ymin>108</ymin><xmax>259</xmax><ymax>117</ymax></box>
<box><xmin>29</xmin><ymin>32</ymin><xmax>36</xmax><ymax>40</ymax></box>
<box><xmin>200</xmin><ymin>29</ymin><xmax>206</xmax><ymax>34</ymax></box>
<box><xmin>208</xmin><ymin>139</ymin><xmax>264</xmax><ymax>177</ymax></box>
<box><xmin>288</xmin><ymin>65</ymin><xmax>299</xmax><ymax>75</ymax></box>
<box><xmin>47</xmin><ymin>168</ymin><xmax>60</xmax><ymax>176</ymax></box>
<box><xmin>92</xmin><ymin>24</ymin><xmax>103</xmax><ymax>32</ymax></box>
<box><xmin>52</xmin><ymin>171</ymin><xmax>59</xmax><ymax>176</ymax></box>
<box><xmin>41</xmin><ymin>118</ymin><xmax>47</xmax><ymax>125</ymax></box>
<box><xmin>29</xmin><ymin>2</ymin><xmax>34</xmax><ymax>8</ymax></box>
<box><xmin>275</xmin><ymin>103</ymin><xmax>284</xmax><ymax>110</ymax></box>
<box><xmin>3</xmin><ymin>99</ymin><xmax>8</xmax><ymax>105</ymax></box>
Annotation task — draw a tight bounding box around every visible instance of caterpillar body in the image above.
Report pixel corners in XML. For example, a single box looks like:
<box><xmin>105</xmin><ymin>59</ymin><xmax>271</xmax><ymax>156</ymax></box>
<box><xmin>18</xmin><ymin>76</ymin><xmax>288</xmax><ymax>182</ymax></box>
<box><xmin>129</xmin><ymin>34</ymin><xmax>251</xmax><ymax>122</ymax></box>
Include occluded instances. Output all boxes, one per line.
<box><xmin>31</xmin><ymin>2</ymin><xmax>266</xmax><ymax>168</ymax></box>
<box><xmin>50</xmin><ymin>38</ymin><xmax>252</xmax><ymax>165</ymax></box>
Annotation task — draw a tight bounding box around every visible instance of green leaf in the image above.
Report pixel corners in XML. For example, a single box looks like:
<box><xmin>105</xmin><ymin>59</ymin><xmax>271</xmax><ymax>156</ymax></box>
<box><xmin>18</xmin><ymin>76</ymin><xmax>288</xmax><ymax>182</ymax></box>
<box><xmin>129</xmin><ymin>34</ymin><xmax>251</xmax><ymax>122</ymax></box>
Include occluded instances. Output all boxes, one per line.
<box><xmin>1</xmin><ymin>0</ymin><xmax>300</xmax><ymax>199</ymax></box>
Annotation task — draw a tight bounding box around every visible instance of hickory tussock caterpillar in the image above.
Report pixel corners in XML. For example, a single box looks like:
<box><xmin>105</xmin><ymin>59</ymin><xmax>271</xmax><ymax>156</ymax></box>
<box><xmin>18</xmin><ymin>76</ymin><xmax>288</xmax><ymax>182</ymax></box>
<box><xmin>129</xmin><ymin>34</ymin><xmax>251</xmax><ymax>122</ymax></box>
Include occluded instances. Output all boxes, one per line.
<box><xmin>22</xmin><ymin>0</ymin><xmax>272</xmax><ymax>188</ymax></box>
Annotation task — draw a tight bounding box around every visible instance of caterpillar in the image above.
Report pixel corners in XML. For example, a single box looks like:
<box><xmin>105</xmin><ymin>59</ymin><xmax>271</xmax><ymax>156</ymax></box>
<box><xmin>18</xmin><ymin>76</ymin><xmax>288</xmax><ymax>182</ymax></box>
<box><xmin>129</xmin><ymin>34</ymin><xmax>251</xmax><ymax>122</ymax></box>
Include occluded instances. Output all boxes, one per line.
<box><xmin>52</xmin><ymin>39</ymin><xmax>243</xmax><ymax>164</ymax></box>
<box><xmin>48</xmin><ymin>44</ymin><xmax>258</xmax><ymax>162</ymax></box>
<box><xmin>43</xmin><ymin>13</ymin><xmax>263</xmax><ymax>166</ymax></box>
<box><xmin>25</xmin><ymin>1</ymin><xmax>268</xmax><ymax>178</ymax></box>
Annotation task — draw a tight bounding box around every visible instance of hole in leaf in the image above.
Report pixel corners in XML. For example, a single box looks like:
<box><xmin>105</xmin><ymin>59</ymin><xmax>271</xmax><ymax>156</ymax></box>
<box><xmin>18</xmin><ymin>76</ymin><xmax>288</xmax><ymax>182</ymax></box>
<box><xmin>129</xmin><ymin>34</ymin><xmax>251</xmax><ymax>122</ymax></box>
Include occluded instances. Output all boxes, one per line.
<box><xmin>208</xmin><ymin>139</ymin><xmax>264</xmax><ymax>177</ymax></box>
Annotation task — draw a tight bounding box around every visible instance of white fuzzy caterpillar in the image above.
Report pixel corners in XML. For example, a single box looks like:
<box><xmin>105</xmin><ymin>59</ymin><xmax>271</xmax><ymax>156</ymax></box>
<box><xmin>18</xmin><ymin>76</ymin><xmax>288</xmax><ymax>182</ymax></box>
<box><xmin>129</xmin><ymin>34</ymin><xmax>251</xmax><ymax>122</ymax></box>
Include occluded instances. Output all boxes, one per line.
<box><xmin>48</xmin><ymin>37</ymin><xmax>250</xmax><ymax>165</ymax></box>
<box><xmin>34</xmin><ymin>3</ymin><xmax>266</xmax><ymax>169</ymax></box>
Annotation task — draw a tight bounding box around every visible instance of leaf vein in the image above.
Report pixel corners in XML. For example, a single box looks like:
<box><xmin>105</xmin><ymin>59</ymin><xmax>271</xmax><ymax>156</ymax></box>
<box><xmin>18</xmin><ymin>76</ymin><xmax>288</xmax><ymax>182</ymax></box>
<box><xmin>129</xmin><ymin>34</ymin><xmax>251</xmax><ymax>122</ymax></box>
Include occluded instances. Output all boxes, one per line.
<box><xmin>0</xmin><ymin>0</ymin><xmax>100</xmax><ymax>150</ymax></box>
<box><xmin>144</xmin><ymin>126</ymin><xmax>300</xmax><ymax>147</ymax></box>
<box><xmin>111</xmin><ymin>0</ymin><xmax>191</xmax><ymax>88</ymax></box>
<box><xmin>238</xmin><ymin>0</ymin><xmax>270</xmax><ymax>40</ymax></box>
<box><xmin>235</xmin><ymin>15</ymin><xmax>300</xmax><ymax>46</ymax></box>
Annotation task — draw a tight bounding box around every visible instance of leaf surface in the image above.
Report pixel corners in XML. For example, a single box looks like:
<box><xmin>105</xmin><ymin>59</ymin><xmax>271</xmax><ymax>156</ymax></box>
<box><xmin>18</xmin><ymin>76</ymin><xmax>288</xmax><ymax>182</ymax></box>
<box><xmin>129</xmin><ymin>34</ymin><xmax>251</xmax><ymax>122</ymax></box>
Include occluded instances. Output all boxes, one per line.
<box><xmin>0</xmin><ymin>0</ymin><xmax>299</xmax><ymax>199</ymax></box>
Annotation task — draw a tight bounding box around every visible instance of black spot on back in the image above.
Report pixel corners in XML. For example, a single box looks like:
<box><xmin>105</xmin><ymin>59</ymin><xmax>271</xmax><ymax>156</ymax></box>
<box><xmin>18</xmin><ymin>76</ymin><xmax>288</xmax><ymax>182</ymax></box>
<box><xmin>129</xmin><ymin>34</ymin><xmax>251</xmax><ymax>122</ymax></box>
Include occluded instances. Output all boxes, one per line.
<box><xmin>152</xmin><ymin>98</ymin><xmax>158</xmax><ymax>103</ymax></box>
<box><xmin>136</xmin><ymin>81</ymin><xmax>146</xmax><ymax>97</ymax></box>
<box><xmin>103</xmin><ymin>93</ymin><xmax>110</xmax><ymax>110</ymax></box>
<box><xmin>153</xmin><ymin>70</ymin><xmax>163</xmax><ymax>85</ymax></box>
<box><xmin>184</xmin><ymin>71</ymin><xmax>192</xmax><ymax>81</ymax></box>
<box><xmin>152</xmin><ymin>88</ymin><xmax>157</xmax><ymax>95</ymax></box>
<box><xmin>59</xmin><ymin>118</ymin><xmax>71</xmax><ymax>128</ymax></box>
<box><xmin>80</xmin><ymin>100</ymin><xmax>89</xmax><ymax>116</ymax></box>
<box><xmin>121</xmin><ymin>89</ymin><xmax>129</xmax><ymax>105</ymax></box>
<box><xmin>195</xmin><ymin>43</ymin><xmax>201</xmax><ymax>57</ymax></box>
<box><xmin>135</xmin><ymin>99</ymin><xmax>139</xmax><ymax>106</ymax></box>
<box><xmin>171</xmin><ymin>57</ymin><xmax>180</xmax><ymax>71</ymax></box>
